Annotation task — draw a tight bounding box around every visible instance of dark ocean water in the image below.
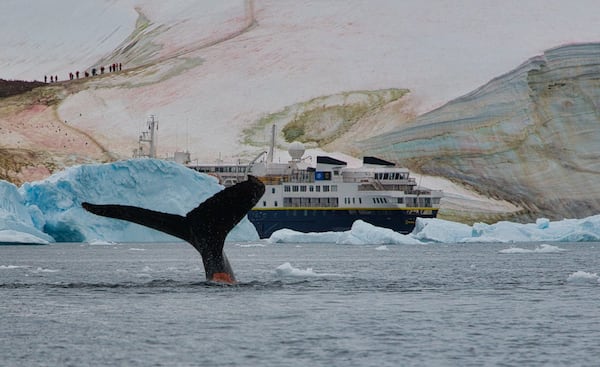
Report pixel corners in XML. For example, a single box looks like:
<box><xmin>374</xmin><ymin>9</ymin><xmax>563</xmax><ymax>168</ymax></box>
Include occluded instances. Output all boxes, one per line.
<box><xmin>1</xmin><ymin>242</ymin><xmax>599</xmax><ymax>366</ymax></box>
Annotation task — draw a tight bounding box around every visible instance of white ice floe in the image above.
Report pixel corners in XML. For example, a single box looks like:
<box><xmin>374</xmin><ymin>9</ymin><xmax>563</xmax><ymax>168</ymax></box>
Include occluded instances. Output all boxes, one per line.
<box><xmin>499</xmin><ymin>244</ymin><xmax>567</xmax><ymax>254</ymax></box>
<box><xmin>567</xmin><ymin>271</ymin><xmax>600</xmax><ymax>284</ymax></box>
<box><xmin>274</xmin><ymin>262</ymin><xmax>340</xmax><ymax>278</ymax></box>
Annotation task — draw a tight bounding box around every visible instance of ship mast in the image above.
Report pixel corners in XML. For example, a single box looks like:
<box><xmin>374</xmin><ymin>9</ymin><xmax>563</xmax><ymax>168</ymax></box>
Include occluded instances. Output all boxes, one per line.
<box><xmin>266</xmin><ymin>124</ymin><xmax>275</xmax><ymax>163</ymax></box>
<box><xmin>133</xmin><ymin>115</ymin><xmax>158</xmax><ymax>158</ymax></box>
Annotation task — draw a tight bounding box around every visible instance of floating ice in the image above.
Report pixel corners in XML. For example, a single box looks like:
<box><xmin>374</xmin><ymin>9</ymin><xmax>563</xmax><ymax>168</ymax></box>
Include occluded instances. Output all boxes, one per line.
<box><xmin>499</xmin><ymin>244</ymin><xmax>567</xmax><ymax>254</ymax></box>
<box><xmin>269</xmin><ymin>216</ymin><xmax>600</xmax><ymax>245</ymax></box>
<box><xmin>0</xmin><ymin>159</ymin><xmax>259</xmax><ymax>244</ymax></box>
<box><xmin>269</xmin><ymin>220</ymin><xmax>421</xmax><ymax>245</ymax></box>
<box><xmin>275</xmin><ymin>262</ymin><xmax>317</xmax><ymax>277</ymax></box>
<box><xmin>567</xmin><ymin>271</ymin><xmax>600</xmax><ymax>284</ymax></box>
<box><xmin>0</xmin><ymin>181</ymin><xmax>53</xmax><ymax>245</ymax></box>
<box><xmin>88</xmin><ymin>239</ymin><xmax>120</xmax><ymax>246</ymax></box>
<box><xmin>274</xmin><ymin>262</ymin><xmax>339</xmax><ymax>278</ymax></box>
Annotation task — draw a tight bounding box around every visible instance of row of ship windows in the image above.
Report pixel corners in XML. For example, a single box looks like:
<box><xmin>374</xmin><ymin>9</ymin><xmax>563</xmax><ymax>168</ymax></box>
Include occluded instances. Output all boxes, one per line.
<box><xmin>283</xmin><ymin>185</ymin><xmax>338</xmax><ymax>193</ymax></box>
<box><xmin>375</xmin><ymin>172</ymin><xmax>409</xmax><ymax>180</ymax></box>
<box><xmin>260</xmin><ymin>197</ymin><xmax>439</xmax><ymax>207</ymax></box>
<box><xmin>261</xmin><ymin>197</ymin><xmax>339</xmax><ymax>207</ymax></box>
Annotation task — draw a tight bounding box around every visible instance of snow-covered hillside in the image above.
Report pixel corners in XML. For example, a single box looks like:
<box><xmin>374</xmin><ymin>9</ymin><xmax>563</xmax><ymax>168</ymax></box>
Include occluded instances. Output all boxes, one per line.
<box><xmin>3</xmin><ymin>1</ymin><xmax>600</xmax><ymax>158</ymax></box>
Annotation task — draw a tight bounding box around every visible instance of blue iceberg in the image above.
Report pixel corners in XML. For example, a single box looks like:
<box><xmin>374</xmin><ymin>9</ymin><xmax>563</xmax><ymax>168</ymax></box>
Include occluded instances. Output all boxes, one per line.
<box><xmin>1</xmin><ymin>159</ymin><xmax>258</xmax><ymax>244</ymax></box>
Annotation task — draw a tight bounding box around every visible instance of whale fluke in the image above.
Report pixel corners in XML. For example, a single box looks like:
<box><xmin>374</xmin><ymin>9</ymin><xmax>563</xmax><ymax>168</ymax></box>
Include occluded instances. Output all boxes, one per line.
<box><xmin>82</xmin><ymin>175</ymin><xmax>265</xmax><ymax>283</ymax></box>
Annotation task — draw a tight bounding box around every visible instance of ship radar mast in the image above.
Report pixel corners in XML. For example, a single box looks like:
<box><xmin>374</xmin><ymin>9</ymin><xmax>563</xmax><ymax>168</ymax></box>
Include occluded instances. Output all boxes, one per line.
<box><xmin>133</xmin><ymin>115</ymin><xmax>158</xmax><ymax>158</ymax></box>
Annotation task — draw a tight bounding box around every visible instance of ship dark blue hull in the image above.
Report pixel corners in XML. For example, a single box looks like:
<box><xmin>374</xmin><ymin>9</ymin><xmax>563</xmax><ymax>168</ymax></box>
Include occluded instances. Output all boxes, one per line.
<box><xmin>247</xmin><ymin>208</ymin><xmax>438</xmax><ymax>239</ymax></box>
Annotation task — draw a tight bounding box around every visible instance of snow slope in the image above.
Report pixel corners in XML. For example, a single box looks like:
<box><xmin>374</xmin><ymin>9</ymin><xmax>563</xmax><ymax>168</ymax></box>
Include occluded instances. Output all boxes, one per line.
<box><xmin>3</xmin><ymin>1</ymin><xmax>600</xmax><ymax>159</ymax></box>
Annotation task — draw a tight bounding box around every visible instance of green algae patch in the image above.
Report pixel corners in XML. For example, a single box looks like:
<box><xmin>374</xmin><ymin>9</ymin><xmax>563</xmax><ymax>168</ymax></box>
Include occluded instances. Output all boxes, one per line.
<box><xmin>243</xmin><ymin>88</ymin><xmax>408</xmax><ymax>148</ymax></box>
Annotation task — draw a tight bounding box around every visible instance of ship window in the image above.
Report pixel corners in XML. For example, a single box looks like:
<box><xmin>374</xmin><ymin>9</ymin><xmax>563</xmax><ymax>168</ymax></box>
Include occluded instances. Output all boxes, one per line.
<box><xmin>331</xmin><ymin>185</ymin><xmax>337</xmax><ymax>192</ymax></box>
<box><xmin>323</xmin><ymin>185</ymin><xmax>330</xmax><ymax>192</ymax></box>
<box><xmin>292</xmin><ymin>185</ymin><xmax>299</xmax><ymax>192</ymax></box>
<box><xmin>284</xmin><ymin>185</ymin><xmax>291</xmax><ymax>192</ymax></box>
<box><xmin>352</xmin><ymin>198</ymin><xmax>355</xmax><ymax>204</ymax></box>
<box><xmin>384</xmin><ymin>173</ymin><xmax>389</xmax><ymax>180</ymax></box>
<box><xmin>272</xmin><ymin>188</ymin><xmax>276</xmax><ymax>194</ymax></box>
<box><xmin>316</xmin><ymin>186</ymin><xmax>321</xmax><ymax>192</ymax></box>
<box><xmin>274</xmin><ymin>201</ymin><xmax>278</xmax><ymax>207</ymax></box>
<box><xmin>300</xmin><ymin>185</ymin><xmax>307</xmax><ymax>192</ymax></box>
<box><xmin>397</xmin><ymin>198</ymin><xmax>403</xmax><ymax>204</ymax></box>
<box><xmin>309</xmin><ymin>185</ymin><xmax>314</xmax><ymax>192</ymax></box>
<box><xmin>263</xmin><ymin>201</ymin><xmax>266</xmax><ymax>207</ymax></box>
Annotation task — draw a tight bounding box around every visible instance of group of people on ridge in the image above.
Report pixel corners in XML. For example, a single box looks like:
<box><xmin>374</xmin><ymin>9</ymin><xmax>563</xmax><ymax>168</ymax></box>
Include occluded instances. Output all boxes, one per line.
<box><xmin>44</xmin><ymin>62</ymin><xmax>123</xmax><ymax>84</ymax></box>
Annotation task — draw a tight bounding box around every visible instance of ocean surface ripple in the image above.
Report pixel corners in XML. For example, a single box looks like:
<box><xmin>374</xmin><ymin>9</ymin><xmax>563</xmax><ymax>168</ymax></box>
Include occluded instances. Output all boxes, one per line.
<box><xmin>1</xmin><ymin>242</ymin><xmax>599</xmax><ymax>366</ymax></box>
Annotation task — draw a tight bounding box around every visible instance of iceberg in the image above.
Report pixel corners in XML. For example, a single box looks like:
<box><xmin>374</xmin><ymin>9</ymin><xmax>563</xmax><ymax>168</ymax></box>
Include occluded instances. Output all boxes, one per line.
<box><xmin>0</xmin><ymin>181</ymin><xmax>53</xmax><ymax>244</ymax></box>
<box><xmin>269</xmin><ymin>216</ymin><xmax>600</xmax><ymax>245</ymax></box>
<box><xmin>1</xmin><ymin>159</ymin><xmax>259</xmax><ymax>244</ymax></box>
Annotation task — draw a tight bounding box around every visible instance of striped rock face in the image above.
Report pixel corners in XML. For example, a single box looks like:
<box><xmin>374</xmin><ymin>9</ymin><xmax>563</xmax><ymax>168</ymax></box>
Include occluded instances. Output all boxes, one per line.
<box><xmin>362</xmin><ymin>43</ymin><xmax>600</xmax><ymax>221</ymax></box>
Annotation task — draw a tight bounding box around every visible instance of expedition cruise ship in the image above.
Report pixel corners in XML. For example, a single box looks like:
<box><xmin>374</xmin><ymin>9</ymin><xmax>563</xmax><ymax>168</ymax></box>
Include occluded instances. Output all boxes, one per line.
<box><xmin>188</xmin><ymin>141</ymin><xmax>442</xmax><ymax>239</ymax></box>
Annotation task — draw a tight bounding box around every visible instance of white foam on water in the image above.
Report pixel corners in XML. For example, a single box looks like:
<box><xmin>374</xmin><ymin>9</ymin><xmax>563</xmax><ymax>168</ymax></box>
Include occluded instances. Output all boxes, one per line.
<box><xmin>32</xmin><ymin>267</ymin><xmax>59</xmax><ymax>273</ymax></box>
<box><xmin>0</xmin><ymin>265</ymin><xmax>29</xmax><ymax>270</ymax></box>
<box><xmin>237</xmin><ymin>243</ymin><xmax>267</xmax><ymax>248</ymax></box>
<box><xmin>88</xmin><ymin>239</ymin><xmax>120</xmax><ymax>246</ymax></box>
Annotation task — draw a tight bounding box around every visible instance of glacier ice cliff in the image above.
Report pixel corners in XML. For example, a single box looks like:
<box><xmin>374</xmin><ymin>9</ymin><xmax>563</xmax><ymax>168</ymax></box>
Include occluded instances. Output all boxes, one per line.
<box><xmin>0</xmin><ymin>159</ymin><xmax>258</xmax><ymax>244</ymax></box>
<box><xmin>361</xmin><ymin>43</ymin><xmax>600</xmax><ymax>221</ymax></box>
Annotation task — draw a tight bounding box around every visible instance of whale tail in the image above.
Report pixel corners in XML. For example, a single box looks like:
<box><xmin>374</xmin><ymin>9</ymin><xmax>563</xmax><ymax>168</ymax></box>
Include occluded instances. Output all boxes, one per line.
<box><xmin>82</xmin><ymin>175</ymin><xmax>265</xmax><ymax>283</ymax></box>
